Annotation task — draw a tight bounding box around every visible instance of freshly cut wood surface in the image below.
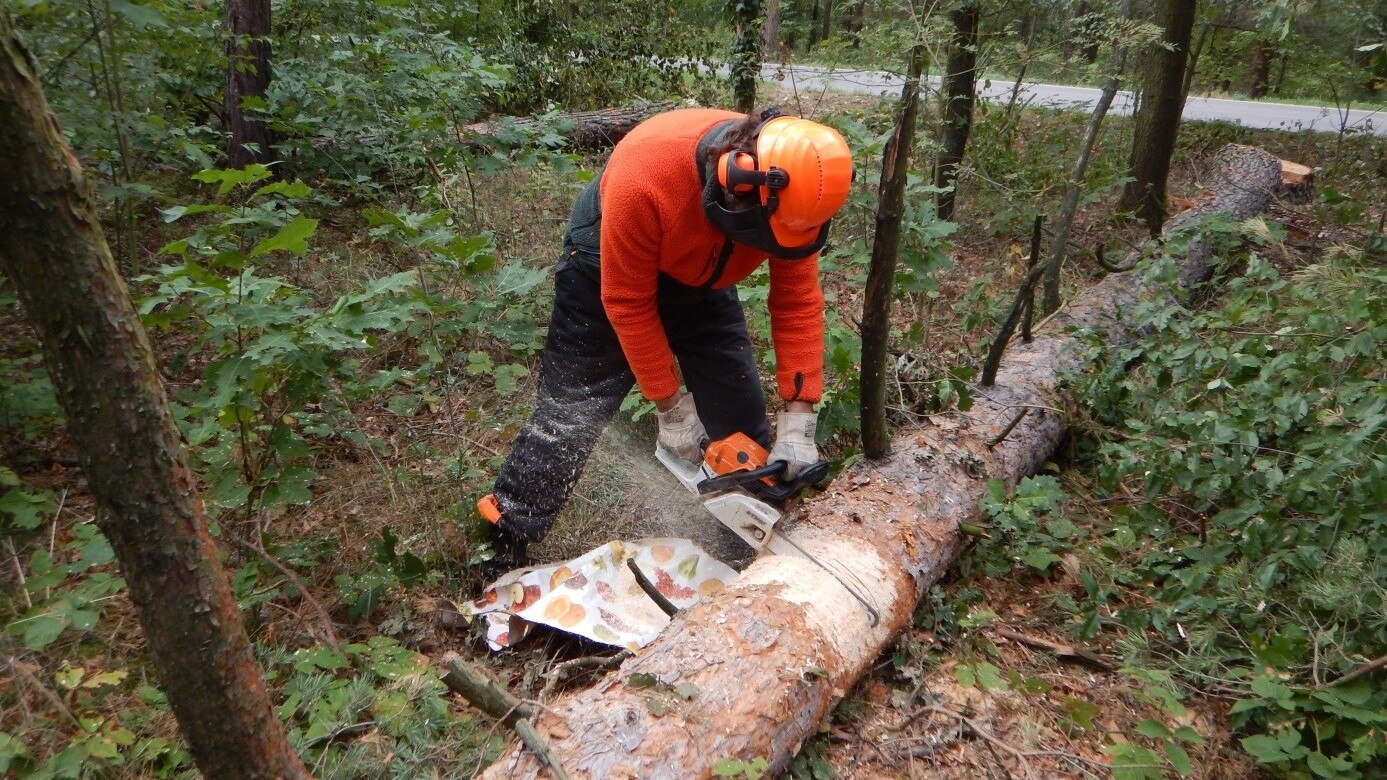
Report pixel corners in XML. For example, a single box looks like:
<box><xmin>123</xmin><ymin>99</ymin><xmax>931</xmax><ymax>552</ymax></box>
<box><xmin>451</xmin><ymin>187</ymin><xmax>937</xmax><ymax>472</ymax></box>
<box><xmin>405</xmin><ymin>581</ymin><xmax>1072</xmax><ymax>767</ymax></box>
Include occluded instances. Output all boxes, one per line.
<box><xmin>479</xmin><ymin>145</ymin><xmax>1286</xmax><ymax>779</ymax></box>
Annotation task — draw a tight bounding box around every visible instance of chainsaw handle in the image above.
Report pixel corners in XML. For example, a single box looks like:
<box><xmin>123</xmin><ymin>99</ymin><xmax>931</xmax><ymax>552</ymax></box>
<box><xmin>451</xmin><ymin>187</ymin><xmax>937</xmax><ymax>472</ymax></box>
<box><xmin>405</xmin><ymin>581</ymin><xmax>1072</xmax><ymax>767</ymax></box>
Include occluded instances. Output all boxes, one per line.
<box><xmin>696</xmin><ymin>461</ymin><xmax>786</xmax><ymax>495</ymax></box>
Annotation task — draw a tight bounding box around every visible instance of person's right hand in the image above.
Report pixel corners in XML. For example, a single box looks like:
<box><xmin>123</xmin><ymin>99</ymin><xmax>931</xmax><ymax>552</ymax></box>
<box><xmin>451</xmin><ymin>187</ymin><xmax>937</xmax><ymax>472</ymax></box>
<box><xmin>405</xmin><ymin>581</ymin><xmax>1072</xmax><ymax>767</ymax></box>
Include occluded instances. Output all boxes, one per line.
<box><xmin>655</xmin><ymin>393</ymin><xmax>707</xmax><ymax>463</ymax></box>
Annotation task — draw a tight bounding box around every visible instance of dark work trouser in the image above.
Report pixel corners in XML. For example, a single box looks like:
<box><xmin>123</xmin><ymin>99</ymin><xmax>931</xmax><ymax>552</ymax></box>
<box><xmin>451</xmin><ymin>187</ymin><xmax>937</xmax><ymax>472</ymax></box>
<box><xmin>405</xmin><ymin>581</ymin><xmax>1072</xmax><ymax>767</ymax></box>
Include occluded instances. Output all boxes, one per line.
<box><xmin>491</xmin><ymin>249</ymin><xmax>770</xmax><ymax>542</ymax></box>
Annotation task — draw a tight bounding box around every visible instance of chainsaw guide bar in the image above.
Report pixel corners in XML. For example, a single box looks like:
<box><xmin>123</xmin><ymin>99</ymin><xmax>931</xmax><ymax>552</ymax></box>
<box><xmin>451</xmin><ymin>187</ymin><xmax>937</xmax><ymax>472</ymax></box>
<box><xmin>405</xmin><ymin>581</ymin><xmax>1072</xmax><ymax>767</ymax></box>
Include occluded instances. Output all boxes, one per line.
<box><xmin>656</xmin><ymin>435</ymin><xmax>880</xmax><ymax>626</ymax></box>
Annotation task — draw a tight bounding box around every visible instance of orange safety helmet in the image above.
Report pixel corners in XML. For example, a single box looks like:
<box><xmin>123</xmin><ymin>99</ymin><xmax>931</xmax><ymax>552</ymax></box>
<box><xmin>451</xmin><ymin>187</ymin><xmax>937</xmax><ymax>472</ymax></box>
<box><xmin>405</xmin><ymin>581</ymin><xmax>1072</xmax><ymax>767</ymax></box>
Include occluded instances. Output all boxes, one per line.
<box><xmin>712</xmin><ymin>116</ymin><xmax>854</xmax><ymax>254</ymax></box>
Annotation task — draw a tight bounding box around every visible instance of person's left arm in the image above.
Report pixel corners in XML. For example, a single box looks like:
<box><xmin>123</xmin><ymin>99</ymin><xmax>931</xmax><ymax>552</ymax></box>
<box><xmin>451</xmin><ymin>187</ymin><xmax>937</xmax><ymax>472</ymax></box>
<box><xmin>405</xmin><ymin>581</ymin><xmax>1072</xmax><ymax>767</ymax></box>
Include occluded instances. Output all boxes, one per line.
<box><xmin>766</xmin><ymin>255</ymin><xmax>825</xmax><ymax>475</ymax></box>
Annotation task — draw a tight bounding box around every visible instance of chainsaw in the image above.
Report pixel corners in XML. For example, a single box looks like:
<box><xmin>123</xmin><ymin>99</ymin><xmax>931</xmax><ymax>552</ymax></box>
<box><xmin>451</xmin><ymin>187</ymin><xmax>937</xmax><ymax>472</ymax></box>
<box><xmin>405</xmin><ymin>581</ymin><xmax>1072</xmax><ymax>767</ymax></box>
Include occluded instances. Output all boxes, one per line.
<box><xmin>656</xmin><ymin>433</ymin><xmax>879</xmax><ymax>626</ymax></box>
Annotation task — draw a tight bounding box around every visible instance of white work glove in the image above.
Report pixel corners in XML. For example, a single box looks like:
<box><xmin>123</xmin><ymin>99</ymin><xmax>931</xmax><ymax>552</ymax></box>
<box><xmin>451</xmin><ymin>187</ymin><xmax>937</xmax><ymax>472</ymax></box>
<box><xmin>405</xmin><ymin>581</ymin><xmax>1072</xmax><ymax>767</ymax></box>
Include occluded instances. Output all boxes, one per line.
<box><xmin>655</xmin><ymin>393</ymin><xmax>707</xmax><ymax>464</ymax></box>
<box><xmin>769</xmin><ymin>411</ymin><xmax>819</xmax><ymax>479</ymax></box>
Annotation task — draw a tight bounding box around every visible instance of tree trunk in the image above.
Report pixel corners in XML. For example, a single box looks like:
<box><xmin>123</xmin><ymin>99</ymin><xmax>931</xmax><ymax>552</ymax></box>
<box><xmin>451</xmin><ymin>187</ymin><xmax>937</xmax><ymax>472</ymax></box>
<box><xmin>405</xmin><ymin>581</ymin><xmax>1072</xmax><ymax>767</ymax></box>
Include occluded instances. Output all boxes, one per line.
<box><xmin>1066</xmin><ymin>2</ymin><xmax>1099</xmax><ymax>65</ymax></box>
<box><xmin>819</xmin><ymin>0</ymin><xmax>833</xmax><ymax>44</ymax></box>
<box><xmin>934</xmin><ymin>2</ymin><xmax>979</xmax><ymax>222</ymax></box>
<box><xmin>861</xmin><ymin>44</ymin><xmax>927</xmax><ymax>459</ymax></box>
<box><xmin>478</xmin><ymin>143</ymin><xmax>1286</xmax><ymax>780</ymax></box>
<box><xmin>1245</xmin><ymin>38</ymin><xmax>1275</xmax><ymax>98</ymax></box>
<box><xmin>1182</xmin><ymin>20</ymin><xmax>1211</xmax><ymax>101</ymax></box>
<box><xmin>226</xmin><ymin>0</ymin><xmax>273</xmax><ymax>167</ymax></box>
<box><xmin>808</xmin><ymin>0</ymin><xmax>820</xmax><ymax>49</ymax></box>
<box><xmin>1042</xmin><ymin>0</ymin><xmax>1133</xmax><ymax>315</ymax></box>
<box><xmin>846</xmin><ymin>0</ymin><xmax>866</xmax><ymax>47</ymax></box>
<box><xmin>1117</xmin><ymin>0</ymin><xmax>1197</xmax><ymax>235</ymax></box>
<box><xmin>0</xmin><ymin>11</ymin><xmax>309</xmax><ymax>780</ymax></box>
<box><xmin>762</xmin><ymin>0</ymin><xmax>781</xmax><ymax>57</ymax></box>
<box><xmin>730</xmin><ymin>0</ymin><xmax>763</xmax><ymax>114</ymax></box>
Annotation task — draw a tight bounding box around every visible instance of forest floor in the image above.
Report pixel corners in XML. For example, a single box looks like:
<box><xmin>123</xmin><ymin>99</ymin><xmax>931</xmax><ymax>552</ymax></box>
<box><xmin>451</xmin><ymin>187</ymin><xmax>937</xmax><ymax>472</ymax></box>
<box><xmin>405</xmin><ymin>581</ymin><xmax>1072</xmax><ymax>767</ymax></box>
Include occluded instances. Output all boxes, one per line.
<box><xmin>3</xmin><ymin>82</ymin><xmax>1383</xmax><ymax>778</ymax></box>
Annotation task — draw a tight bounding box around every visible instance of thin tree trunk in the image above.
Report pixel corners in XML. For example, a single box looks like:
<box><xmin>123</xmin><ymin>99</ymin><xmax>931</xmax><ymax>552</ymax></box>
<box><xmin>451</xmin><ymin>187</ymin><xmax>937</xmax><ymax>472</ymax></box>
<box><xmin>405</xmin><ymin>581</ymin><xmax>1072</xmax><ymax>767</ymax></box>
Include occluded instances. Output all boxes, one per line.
<box><xmin>808</xmin><ymin>0</ymin><xmax>820</xmax><ymax>48</ymax></box>
<box><xmin>819</xmin><ymin>0</ymin><xmax>834</xmax><ymax>44</ymax></box>
<box><xmin>0</xmin><ymin>11</ymin><xmax>309</xmax><ymax>779</ymax></box>
<box><xmin>477</xmin><ymin>144</ymin><xmax>1287</xmax><ymax>780</ymax></box>
<box><xmin>1042</xmin><ymin>0</ymin><xmax>1133</xmax><ymax>315</ymax></box>
<box><xmin>226</xmin><ymin>0</ymin><xmax>273</xmax><ymax>167</ymax></box>
<box><xmin>860</xmin><ymin>44</ymin><xmax>927</xmax><ymax>459</ymax></box>
<box><xmin>1182</xmin><ymin>20</ymin><xmax>1211</xmax><ymax>101</ymax></box>
<box><xmin>730</xmin><ymin>0</ymin><xmax>763</xmax><ymax>114</ymax></box>
<box><xmin>1245</xmin><ymin>37</ymin><xmax>1275</xmax><ymax>98</ymax></box>
<box><xmin>934</xmin><ymin>2</ymin><xmax>979</xmax><ymax>222</ymax></box>
<box><xmin>1117</xmin><ymin>0</ymin><xmax>1197</xmax><ymax>235</ymax></box>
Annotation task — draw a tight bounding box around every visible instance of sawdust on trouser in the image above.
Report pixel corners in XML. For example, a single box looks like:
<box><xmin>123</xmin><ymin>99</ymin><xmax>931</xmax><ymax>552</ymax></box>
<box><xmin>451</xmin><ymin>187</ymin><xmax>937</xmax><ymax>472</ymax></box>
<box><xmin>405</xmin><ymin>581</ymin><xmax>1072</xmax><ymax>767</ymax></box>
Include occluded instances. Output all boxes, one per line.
<box><xmin>466</xmin><ymin>538</ymin><xmax>736</xmax><ymax>651</ymax></box>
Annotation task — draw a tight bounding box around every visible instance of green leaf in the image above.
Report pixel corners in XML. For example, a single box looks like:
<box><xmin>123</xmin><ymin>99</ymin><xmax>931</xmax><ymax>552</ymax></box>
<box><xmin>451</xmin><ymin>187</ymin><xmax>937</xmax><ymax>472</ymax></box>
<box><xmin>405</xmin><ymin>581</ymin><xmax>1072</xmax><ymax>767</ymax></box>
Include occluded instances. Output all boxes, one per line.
<box><xmin>251</xmin><ymin>216</ymin><xmax>318</xmax><ymax>257</ymax></box>
<box><xmin>1241</xmin><ymin>734</ymin><xmax>1289</xmax><ymax>764</ymax></box>
<box><xmin>192</xmin><ymin>166</ymin><xmax>272</xmax><ymax>195</ymax></box>
<box><xmin>974</xmin><ymin>662</ymin><xmax>1009</xmax><ymax>692</ymax></box>
<box><xmin>1103</xmin><ymin>743</ymin><xmax>1164</xmax><ymax>780</ymax></box>
<box><xmin>109</xmin><ymin>0</ymin><xmax>166</xmax><ymax>27</ymax></box>
<box><xmin>1164</xmin><ymin>741</ymin><xmax>1193</xmax><ymax>776</ymax></box>
<box><xmin>0</xmin><ymin>731</ymin><xmax>30</xmax><ymax>772</ymax></box>
<box><xmin>20</xmin><ymin>610</ymin><xmax>69</xmax><ymax>650</ymax></box>
<box><xmin>1135</xmin><ymin>719</ymin><xmax>1174</xmax><ymax>740</ymax></box>
<box><xmin>1021</xmin><ymin>547</ymin><xmax>1062</xmax><ymax>573</ymax></box>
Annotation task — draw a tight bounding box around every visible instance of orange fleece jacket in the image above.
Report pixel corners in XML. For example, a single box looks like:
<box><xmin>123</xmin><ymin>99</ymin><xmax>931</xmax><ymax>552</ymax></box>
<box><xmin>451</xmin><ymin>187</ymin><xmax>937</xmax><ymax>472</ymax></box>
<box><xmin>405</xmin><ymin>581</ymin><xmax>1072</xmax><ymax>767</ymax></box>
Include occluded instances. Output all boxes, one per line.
<box><xmin>598</xmin><ymin>108</ymin><xmax>825</xmax><ymax>404</ymax></box>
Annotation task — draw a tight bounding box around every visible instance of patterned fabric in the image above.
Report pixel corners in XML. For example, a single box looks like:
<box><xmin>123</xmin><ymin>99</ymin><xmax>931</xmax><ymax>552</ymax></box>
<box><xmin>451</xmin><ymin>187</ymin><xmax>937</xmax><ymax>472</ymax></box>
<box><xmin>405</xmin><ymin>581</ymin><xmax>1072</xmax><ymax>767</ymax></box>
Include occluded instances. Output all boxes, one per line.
<box><xmin>466</xmin><ymin>538</ymin><xmax>735</xmax><ymax>651</ymax></box>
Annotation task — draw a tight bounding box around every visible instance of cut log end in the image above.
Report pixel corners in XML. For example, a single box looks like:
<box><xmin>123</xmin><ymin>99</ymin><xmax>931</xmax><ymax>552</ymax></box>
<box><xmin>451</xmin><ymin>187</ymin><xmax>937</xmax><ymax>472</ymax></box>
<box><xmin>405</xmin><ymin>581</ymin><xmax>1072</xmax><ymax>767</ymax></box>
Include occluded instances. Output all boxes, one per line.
<box><xmin>1279</xmin><ymin>159</ymin><xmax>1315</xmax><ymax>205</ymax></box>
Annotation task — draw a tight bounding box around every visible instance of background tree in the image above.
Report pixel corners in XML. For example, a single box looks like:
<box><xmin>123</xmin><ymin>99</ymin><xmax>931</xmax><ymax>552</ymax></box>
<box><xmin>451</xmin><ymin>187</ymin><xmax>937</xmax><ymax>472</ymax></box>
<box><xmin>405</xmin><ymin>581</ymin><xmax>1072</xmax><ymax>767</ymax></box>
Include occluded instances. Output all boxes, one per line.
<box><xmin>860</xmin><ymin>42</ymin><xmax>927</xmax><ymax>458</ymax></box>
<box><xmin>226</xmin><ymin>0</ymin><xmax>273</xmax><ymax>166</ymax></box>
<box><xmin>0</xmin><ymin>10</ymin><xmax>308</xmax><ymax>778</ymax></box>
<box><xmin>934</xmin><ymin>1</ymin><xmax>979</xmax><ymax>222</ymax></box>
<box><xmin>731</xmin><ymin>0</ymin><xmax>763</xmax><ymax>113</ymax></box>
<box><xmin>1118</xmin><ymin>0</ymin><xmax>1198</xmax><ymax>234</ymax></box>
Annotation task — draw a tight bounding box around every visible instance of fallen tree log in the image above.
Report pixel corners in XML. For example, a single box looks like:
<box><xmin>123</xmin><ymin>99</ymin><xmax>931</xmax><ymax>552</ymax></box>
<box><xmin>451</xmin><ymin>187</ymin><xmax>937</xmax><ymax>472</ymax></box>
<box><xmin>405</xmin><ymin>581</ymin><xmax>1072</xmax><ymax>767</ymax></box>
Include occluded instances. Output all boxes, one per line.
<box><xmin>457</xmin><ymin>100</ymin><xmax>678</xmax><ymax>151</ymax></box>
<box><xmin>479</xmin><ymin>145</ymin><xmax>1286</xmax><ymax>779</ymax></box>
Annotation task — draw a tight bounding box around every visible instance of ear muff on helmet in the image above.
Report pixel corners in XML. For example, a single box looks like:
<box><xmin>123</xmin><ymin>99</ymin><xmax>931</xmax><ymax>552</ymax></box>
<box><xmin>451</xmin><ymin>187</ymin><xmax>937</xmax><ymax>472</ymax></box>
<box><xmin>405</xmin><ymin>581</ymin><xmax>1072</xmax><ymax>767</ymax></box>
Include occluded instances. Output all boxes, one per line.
<box><xmin>717</xmin><ymin>151</ymin><xmax>791</xmax><ymax>209</ymax></box>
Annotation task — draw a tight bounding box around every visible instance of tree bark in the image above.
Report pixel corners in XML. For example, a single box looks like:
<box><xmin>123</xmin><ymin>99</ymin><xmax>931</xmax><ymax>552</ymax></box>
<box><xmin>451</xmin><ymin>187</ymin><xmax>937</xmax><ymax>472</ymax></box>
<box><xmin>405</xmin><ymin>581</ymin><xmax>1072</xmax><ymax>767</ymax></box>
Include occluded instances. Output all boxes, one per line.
<box><xmin>846</xmin><ymin>0</ymin><xmax>866</xmax><ymax>47</ymax></box>
<box><xmin>226</xmin><ymin>0</ymin><xmax>273</xmax><ymax>167</ymax></box>
<box><xmin>761</xmin><ymin>0</ymin><xmax>781</xmax><ymax>57</ymax></box>
<box><xmin>861</xmin><ymin>43</ymin><xmax>926</xmax><ymax>459</ymax></box>
<box><xmin>478</xmin><ymin>144</ymin><xmax>1286</xmax><ymax>780</ymax></box>
<box><xmin>730</xmin><ymin>0</ymin><xmax>763</xmax><ymax>114</ymax></box>
<box><xmin>0</xmin><ymin>11</ymin><xmax>309</xmax><ymax>780</ymax></box>
<box><xmin>457</xmin><ymin>101</ymin><xmax>677</xmax><ymax>151</ymax></box>
<box><xmin>819</xmin><ymin>0</ymin><xmax>834</xmax><ymax>44</ymax></box>
<box><xmin>1245</xmin><ymin>37</ymin><xmax>1275</xmax><ymax>98</ymax></box>
<box><xmin>1182</xmin><ymin>20</ymin><xmax>1210</xmax><ymax>101</ymax></box>
<box><xmin>1117</xmin><ymin>0</ymin><xmax>1197</xmax><ymax>235</ymax></box>
<box><xmin>934</xmin><ymin>2</ymin><xmax>979</xmax><ymax>222</ymax></box>
<box><xmin>1065</xmin><ymin>2</ymin><xmax>1100</xmax><ymax>65</ymax></box>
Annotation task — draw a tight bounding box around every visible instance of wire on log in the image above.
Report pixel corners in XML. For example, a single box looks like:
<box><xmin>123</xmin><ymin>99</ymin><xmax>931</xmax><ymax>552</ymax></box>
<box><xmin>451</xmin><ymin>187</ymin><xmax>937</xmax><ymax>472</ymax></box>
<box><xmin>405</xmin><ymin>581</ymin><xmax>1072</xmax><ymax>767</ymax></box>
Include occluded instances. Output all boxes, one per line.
<box><xmin>1092</xmin><ymin>241</ymin><xmax>1139</xmax><ymax>273</ymax></box>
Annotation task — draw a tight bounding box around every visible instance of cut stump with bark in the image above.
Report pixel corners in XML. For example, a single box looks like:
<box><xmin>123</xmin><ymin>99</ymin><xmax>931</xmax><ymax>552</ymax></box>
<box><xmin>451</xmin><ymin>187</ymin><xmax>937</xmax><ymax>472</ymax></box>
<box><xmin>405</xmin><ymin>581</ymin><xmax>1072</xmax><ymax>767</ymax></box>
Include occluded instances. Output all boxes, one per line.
<box><xmin>478</xmin><ymin>145</ymin><xmax>1287</xmax><ymax>779</ymax></box>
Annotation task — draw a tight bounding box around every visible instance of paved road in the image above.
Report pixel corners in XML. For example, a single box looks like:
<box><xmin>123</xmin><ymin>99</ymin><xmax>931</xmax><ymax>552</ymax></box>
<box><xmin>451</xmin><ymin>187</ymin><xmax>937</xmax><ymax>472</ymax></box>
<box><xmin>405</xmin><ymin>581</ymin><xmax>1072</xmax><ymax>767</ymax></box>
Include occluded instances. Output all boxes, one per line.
<box><xmin>762</xmin><ymin>63</ymin><xmax>1386</xmax><ymax>137</ymax></box>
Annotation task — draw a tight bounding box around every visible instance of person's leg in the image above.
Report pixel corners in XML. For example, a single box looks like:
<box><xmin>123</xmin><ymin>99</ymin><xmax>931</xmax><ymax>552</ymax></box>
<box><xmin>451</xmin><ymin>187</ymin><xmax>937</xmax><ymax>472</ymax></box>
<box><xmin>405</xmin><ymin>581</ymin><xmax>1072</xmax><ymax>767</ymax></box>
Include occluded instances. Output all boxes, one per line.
<box><xmin>660</xmin><ymin>285</ymin><xmax>771</xmax><ymax>448</ymax></box>
<box><xmin>490</xmin><ymin>255</ymin><xmax>635</xmax><ymax>546</ymax></box>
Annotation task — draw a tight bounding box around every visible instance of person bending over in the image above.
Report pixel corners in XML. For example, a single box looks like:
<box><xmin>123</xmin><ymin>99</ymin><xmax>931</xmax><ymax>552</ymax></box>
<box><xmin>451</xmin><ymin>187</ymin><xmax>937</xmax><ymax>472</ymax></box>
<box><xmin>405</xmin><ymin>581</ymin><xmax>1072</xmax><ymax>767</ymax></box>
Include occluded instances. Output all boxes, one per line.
<box><xmin>477</xmin><ymin>106</ymin><xmax>853</xmax><ymax>577</ymax></box>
